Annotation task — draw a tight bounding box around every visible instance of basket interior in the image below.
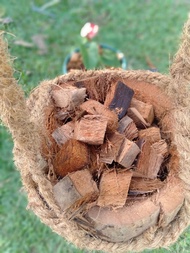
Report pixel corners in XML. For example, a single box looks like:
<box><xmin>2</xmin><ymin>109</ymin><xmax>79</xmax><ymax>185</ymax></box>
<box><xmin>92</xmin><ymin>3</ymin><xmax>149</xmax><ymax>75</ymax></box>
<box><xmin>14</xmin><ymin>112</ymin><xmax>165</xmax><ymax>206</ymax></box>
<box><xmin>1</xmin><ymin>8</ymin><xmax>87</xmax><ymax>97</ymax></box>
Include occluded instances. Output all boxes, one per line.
<box><xmin>41</xmin><ymin>74</ymin><xmax>183</xmax><ymax>243</ymax></box>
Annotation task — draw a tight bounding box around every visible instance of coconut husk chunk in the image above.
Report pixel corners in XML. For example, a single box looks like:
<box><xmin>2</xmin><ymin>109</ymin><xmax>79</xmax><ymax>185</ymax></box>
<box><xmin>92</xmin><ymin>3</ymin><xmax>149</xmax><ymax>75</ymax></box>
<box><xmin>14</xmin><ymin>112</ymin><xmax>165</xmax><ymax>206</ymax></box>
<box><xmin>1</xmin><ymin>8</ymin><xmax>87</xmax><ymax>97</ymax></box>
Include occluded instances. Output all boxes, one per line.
<box><xmin>52</xmin><ymin>121</ymin><xmax>75</xmax><ymax>146</ymax></box>
<box><xmin>97</xmin><ymin>170</ymin><xmax>133</xmax><ymax>208</ymax></box>
<box><xmin>154</xmin><ymin>176</ymin><xmax>184</xmax><ymax>227</ymax></box>
<box><xmin>99</xmin><ymin>132</ymin><xmax>125</xmax><ymax>164</ymax></box>
<box><xmin>136</xmin><ymin>140</ymin><xmax>168</xmax><ymax>179</ymax></box>
<box><xmin>116</xmin><ymin>138</ymin><xmax>140</xmax><ymax>168</ymax></box>
<box><xmin>74</xmin><ymin>76</ymin><xmax>106</xmax><ymax>102</ymax></box>
<box><xmin>80</xmin><ymin>99</ymin><xmax>118</xmax><ymax>132</ymax></box>
<box><xmin>130</xmin><ymin>98</ymin><xmax>154</xmax><ymax>125</ymax></box>
<box><xmin>53</xmin><ymin>169</ymin><xmax>99</xmax><ymax>212</ymax></box>
<box><xmin>104</xmin><ymin>81</ymin><xmax>134</xmax><ymax>120</ymax></box>
<box><xmin>85</xmin><ymin>198</ymin><xmax>160</xmax><ymax>242</ymax></box>
<box><xmin>127</xmin><ymin>107</ymin><xmax>150</xmax><ymax>128</ymax></box>
<box><xmin>117</xmin><ymin>115</ymin><xmax>138</xmax><ymax>140</ymax></box>
<box><xmin>74</xmin><ymin>115</ymin><xmax>108</xmax><ymax>145</ymax></box>
<box><xmin>53</xmin><ymin>139</ymin><xmax>89</xmax><ymax>177</ymax></box>
<box><xmin>129</xmin><ymin>177</ymin><xmax>165</xmax><ymax>195</ymax></box>
<box><xmin>51</xmin><ymin>85</ymin><xmax>86</xmax><ymax>110</ymax></box>
<box><xmin>138</xmin><ymin>127</ymin><xmax>161</xmax><ymax>144</ymax></box>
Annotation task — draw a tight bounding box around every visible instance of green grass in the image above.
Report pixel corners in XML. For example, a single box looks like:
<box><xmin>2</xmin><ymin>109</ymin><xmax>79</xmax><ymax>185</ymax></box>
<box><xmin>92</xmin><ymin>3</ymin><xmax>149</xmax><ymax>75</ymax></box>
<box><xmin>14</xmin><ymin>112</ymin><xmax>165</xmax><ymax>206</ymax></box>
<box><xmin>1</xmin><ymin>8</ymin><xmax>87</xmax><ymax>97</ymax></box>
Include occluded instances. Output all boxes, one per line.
<box><xmin>0</xmin><ymin>0</ymin><xmax>190</xmax><ymax>252</ymax></box>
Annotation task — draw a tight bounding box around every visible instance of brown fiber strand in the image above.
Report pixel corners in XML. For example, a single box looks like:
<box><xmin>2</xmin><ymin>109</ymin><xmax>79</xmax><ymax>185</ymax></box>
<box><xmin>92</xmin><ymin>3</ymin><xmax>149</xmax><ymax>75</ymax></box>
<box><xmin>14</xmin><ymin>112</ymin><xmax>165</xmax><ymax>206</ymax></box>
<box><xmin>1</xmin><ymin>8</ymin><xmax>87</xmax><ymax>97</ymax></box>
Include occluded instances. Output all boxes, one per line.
<box><xmin>0</xmin><ymin>16</ymin><xmax>190</xmax><ymax>253</ymax></box>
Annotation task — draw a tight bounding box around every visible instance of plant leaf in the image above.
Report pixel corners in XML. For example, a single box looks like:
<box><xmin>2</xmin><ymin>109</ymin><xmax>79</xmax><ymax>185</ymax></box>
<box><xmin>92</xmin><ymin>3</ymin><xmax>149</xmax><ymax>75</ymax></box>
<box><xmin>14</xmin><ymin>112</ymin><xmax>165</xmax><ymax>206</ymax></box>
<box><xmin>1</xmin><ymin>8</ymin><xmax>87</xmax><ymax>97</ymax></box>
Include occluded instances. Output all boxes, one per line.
<box><xmin>80</xmin><ymin>42</ymin><xmax>100</xmax><ymax>70</ymax></box>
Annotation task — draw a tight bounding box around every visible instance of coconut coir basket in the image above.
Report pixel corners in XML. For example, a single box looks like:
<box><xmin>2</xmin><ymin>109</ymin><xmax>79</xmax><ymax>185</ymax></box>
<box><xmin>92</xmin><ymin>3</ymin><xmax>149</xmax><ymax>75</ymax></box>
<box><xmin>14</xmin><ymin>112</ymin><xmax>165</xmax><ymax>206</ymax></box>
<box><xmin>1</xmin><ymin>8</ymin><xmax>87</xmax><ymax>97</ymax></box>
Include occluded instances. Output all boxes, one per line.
<box><xmin>1</xmin><ymin>19</ymin><xmax>190</xmax><ymax>252</ymax></box>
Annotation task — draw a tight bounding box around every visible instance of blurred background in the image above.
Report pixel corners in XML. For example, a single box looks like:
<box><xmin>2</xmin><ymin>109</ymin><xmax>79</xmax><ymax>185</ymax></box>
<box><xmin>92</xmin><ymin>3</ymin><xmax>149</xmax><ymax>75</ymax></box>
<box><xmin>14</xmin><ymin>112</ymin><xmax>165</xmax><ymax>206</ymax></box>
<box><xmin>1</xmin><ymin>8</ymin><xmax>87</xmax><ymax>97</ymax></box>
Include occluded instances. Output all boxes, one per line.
<box><xmin>0</xmin><ymin>1</ymin><xmax>190</xmax><ymax>252</ymax></box>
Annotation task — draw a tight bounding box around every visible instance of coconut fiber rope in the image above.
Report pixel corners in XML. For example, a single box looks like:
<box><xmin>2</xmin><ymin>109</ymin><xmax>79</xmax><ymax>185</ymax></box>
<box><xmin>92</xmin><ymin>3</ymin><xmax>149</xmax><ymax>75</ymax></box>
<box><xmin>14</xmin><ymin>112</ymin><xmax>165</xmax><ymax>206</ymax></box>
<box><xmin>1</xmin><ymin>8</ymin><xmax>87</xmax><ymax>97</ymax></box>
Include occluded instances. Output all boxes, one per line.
<box><xmin>0</xmin><ymin>17</ymin><xmax>190</xmax><ymax>253</ymax></box>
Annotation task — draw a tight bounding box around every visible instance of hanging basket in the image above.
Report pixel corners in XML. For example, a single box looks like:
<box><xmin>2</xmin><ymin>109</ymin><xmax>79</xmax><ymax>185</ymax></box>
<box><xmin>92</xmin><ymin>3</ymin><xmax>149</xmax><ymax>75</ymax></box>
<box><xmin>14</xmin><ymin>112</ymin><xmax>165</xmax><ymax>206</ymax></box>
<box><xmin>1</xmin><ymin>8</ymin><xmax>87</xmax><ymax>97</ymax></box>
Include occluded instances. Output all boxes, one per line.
<box><xmin>1</xmin><ymin>19</ymin><xmax>190</xmax><ymax>253</ymax></box>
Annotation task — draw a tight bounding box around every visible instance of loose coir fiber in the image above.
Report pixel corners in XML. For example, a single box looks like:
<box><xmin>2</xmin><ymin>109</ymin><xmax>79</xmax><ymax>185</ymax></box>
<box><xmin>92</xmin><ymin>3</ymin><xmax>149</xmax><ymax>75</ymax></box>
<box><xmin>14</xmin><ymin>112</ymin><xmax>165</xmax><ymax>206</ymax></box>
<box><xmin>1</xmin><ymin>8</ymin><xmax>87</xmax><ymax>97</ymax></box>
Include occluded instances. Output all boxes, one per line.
<box><xmin>1</xmin><ymin>18</ymin><xmax>190</xmax><ymax>253</ymax></box>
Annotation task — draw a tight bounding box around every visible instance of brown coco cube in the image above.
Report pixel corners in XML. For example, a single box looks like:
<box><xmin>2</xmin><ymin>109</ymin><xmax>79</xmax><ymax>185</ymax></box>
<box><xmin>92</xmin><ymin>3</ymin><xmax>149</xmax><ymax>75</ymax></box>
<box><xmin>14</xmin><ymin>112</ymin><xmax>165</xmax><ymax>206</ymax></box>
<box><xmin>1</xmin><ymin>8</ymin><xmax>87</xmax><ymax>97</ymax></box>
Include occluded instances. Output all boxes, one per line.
<box><xmin>130</xmin><ymin>98</ymin><xmax>154</xmax><ymax>125</ymax></box>
<box><xmin>136</xmin><ymin>140</ymin><xmax>168</xmax><ymax>179</ymax></box>
<box><xmin>117</xmin><ymin>115</ymin><xmax>138</xmax><ymax>140</ymax></box>
<box><xmin>97</xmin><ymin>170</ymin><xmax>133</xmax><ymax>208</ymax></box>
<box><xmin>53</xmin><ymin>169</ymin><xmax>99</xmax><ymax>211</ymax></box>
<box><xmin>52</xmin><ymin>121</ymin><xmax>75</xmax><ymax>146</ymax></box>
<box><xmin>116</xmin><ymin>138</ymin><xmax>140</xmax><ymax>168</ymax></box>
<box><xmin>104</xmin><ymin>81</ymin><xmax>134</xmax><ymax>120</ymax></box>
<box><xmin>100</xmin><ymin>132</ymin><xmax>125</xmax><ymax>164</ymax></box>
<box><xmin>80</xmin><ymin>99</ymin><xmax>118</xmax><ymax>132</ymax></box>
<box><xmin>53</xmin><ymin>139</ymin><xmax>89</xmax><ymax>177</ymax></box>
<box><xmin>129</xmin><ymin>177</ymin><xmax>165</xmax><ymax>195</ymax></box>
<box><xmin>51</xmin><ymin>85</ymin><xmax>86</xmax><ymax>110</ymax></box>
<box><xmin>74</xmin><ymin>115</ymin><xmax>108</xmax><ymax>145</ymax></box>
<box><xmin>138</xmin><ymin>127</ymin><xmax>161</xmax><ymax>144</ymax></box>
<box><xmin>127</xmin><ymin>107</ymin><xmax>150</xmax><ymax>128</ymax></box>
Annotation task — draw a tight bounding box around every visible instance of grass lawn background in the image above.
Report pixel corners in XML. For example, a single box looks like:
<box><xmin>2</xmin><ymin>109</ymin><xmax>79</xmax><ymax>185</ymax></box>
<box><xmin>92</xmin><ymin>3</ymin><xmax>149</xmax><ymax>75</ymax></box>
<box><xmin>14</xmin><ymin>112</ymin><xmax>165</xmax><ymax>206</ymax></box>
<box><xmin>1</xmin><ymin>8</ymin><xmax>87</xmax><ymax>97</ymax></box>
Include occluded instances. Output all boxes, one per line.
<box><xmin>1</xmin><ymin>1</ymin><xmax>190</xmax><ymax>252</ymax></box>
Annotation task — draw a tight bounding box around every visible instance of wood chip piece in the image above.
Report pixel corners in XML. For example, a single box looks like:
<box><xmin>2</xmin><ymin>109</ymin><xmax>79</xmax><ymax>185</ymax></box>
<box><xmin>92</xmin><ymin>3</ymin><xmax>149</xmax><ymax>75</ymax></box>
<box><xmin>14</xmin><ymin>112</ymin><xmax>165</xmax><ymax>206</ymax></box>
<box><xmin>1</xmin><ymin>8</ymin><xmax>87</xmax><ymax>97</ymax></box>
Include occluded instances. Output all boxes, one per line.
<box><xmin>97</xmin><ymin>170</ymin><xmax>133</xmax><ymax>208</ymax></box>
<box><xmin>80</xmin><ymin>99</ymin><xmax>118</xmax><ymax>132</ymax></box>
<box><xmin>53</xmin><ymin>139</ymin><xmax>89</xmax><ymax>177</ymax></box>
<box><xmin>53</xmin><ymin>169</ymin><xmax>99</xmax><ymax>211</ymax></box>
<box><xmin>51</xmin><ymin>85</ymin><xmax>86</xmax><ymax>110</ymax></box>
<box><xmin>129</xmin><ymin>177</ymin><xmax>165</xmax><ymax>194</ymax></box>
<box><xmin>138</xmin><ymin>127</ymin><xmax>161</xmax><ymax>144</ymax></box>
<box><xmin>52</xmin><ymin>121</ymin><xmax>74</xmax><ymax>146</ymax></box>
<box><xmin>116</xmin><ymin>138</ymin><xmax>140</xmax><ymax>168</ymax></box>
<box><xmin>136</xmin><ymin>140</ymin><xmax>168</xmax><ymax>179</ymax></box>
<box><xmin>118</xmin><ymin>115</ymin><xmax>138</xmax><ymax>140</ymax></box>
<box><xmin>130</xmin><ymin>98</ymin><xmax>154</xmax><ymax>125</ymax></box>
<box><xmin>99</xmin><ymin>132</ymin><xmax>125</xmax><ymax>164</ymax></box>
<box><xmin>74</xmin><ymin>115</ymin><xmax>108</xmax><ymax>145</ymax></box>
<box><xmin>104</xmin><ymin>81</ymin><xmax>134</xmax><ymax>120</ymax></box>
<box><xmin>127</xmin><ymin>107</ymin><xmax>150</xmax><ymax>128</ymax></box>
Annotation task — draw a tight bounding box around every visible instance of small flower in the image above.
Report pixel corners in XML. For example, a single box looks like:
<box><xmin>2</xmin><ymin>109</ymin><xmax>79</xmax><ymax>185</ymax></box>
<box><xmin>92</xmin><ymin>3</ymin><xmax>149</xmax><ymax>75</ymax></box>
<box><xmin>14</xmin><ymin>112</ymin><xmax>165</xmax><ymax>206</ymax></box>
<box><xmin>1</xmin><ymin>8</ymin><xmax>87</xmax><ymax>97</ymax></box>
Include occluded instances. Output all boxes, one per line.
<box><xmin>80</xmin><ymin>22</ymin><xmax>99</xmax><ymax>40</ymax></box>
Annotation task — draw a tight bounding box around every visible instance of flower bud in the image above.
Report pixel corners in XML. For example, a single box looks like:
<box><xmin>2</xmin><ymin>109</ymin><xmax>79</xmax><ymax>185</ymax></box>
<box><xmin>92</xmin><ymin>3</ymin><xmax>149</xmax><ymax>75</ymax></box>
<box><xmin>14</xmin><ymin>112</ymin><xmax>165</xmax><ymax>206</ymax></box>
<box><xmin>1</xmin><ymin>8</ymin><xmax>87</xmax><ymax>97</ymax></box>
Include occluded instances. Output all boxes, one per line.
<box><xmin>80</xmin><ymin>22</ymin><xmax>99</xmax><ymax>40</ymax></box>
